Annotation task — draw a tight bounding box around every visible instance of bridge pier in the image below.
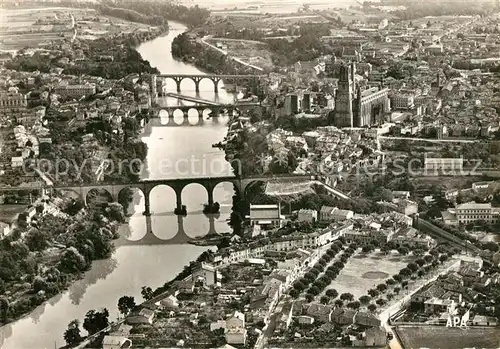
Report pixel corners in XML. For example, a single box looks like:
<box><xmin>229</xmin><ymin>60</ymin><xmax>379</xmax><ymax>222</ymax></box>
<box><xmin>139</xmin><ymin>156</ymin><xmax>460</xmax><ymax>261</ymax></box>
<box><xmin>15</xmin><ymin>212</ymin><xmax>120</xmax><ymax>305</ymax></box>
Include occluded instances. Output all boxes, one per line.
<box><xmin>192</xmin><ymin>76</ymin><xmax>202</xmax><ymax>93</ymax></box>
<box><xmin>211</xmin><ymin>77</ymin><xmax>221</xmax><ymax>93</ymax></box>
<box><xmin>143</xmin><ymin>194</ymin><xmax>151</xmax><ymax>216</ymax></box>
<box><xmin>173</xmin><ymin>77</ymin><xmax>182</xmax><ymax>93</ymax></box>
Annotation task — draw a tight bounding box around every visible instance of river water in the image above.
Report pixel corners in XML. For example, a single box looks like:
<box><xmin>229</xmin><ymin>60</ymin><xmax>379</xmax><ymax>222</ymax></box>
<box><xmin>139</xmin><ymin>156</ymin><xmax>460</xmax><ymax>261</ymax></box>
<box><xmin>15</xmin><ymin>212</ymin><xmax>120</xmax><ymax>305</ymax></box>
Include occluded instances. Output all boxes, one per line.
<box><xmin>0</xmin><ymin>21</ymin><xmax>236</xmax><ymax>349</ymax></box>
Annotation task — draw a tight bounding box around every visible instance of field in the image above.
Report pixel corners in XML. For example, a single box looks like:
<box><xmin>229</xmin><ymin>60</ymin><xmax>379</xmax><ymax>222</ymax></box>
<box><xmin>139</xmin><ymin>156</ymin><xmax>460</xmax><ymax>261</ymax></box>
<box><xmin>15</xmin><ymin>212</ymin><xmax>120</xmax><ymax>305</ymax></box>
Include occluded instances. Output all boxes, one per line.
<box><xmin>395</xmin><ymin>325</ymin><xmax>500</xmax><ymax>349</ymax></box>
<box><xmin>333</xmin><ymin>251</ymin><xmax>416</xmax><ymax>299</ymax></box>
<box><xmin>0</xmin><ymin>7</ymin><xmax>151</xmax><ymax>51</ymax></box>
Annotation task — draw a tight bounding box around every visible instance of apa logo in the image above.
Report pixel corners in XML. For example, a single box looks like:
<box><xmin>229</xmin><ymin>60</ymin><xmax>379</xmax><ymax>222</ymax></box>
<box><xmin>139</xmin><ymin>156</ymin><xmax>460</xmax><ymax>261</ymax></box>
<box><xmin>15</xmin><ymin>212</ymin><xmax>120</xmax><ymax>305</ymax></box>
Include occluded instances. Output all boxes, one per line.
<box><xmin>445</xmin><ymin>305</ymin><xmax>471</xmax><ymax>329</ymax></box>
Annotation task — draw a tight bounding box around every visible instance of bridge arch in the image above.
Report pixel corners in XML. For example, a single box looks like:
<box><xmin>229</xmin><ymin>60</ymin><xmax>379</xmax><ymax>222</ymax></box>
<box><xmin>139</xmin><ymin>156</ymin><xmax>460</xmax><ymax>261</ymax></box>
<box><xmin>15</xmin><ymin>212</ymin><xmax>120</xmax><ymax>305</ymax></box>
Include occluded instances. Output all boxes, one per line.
<box><xmin>86</xmin><ymin>188</ymin><xmax>113</xmax><ymax>207</ymax></box>
<box><xmin>117</xmin><ymin>186</ymin><xmax>145</xmax><ymax>216</ymax></box>
<box><xmin>159</xmin><ymin>109</ymin><xmax>170</xmax><ymax>125</ymax></box>
<box><xmin>148</xmin><ymin>184</ymin><xmax>179</xmax><ymax>240</ymax></box>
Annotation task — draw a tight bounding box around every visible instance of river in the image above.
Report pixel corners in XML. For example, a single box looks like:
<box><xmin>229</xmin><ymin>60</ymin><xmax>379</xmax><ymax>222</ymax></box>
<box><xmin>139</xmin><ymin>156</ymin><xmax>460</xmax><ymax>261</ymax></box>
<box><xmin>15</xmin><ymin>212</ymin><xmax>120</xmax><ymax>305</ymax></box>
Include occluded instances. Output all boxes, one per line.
<box><xmin>0</xmin><ymin>21</ymin><xmax>236</xmax><ymax>349</ymax></box>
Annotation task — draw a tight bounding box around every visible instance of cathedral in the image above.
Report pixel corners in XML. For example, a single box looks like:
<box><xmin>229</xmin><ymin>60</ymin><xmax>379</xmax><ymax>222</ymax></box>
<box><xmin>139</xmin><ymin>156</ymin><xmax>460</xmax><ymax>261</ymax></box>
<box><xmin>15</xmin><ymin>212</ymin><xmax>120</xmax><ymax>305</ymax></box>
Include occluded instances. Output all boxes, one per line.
<box><xmin>334</xmin><ymin>62</ymin><xmax>390</xmax><ymax>128</ymax></box>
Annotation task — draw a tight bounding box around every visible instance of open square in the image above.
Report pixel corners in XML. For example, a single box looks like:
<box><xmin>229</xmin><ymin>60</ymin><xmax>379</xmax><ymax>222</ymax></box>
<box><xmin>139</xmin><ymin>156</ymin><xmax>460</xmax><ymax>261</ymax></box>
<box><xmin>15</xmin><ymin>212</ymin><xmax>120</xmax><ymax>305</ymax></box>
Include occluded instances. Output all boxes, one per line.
<box><xmin>332</xmin><ymin>252</ymin><xmax>416</xmax><ymax>299</ymax></box>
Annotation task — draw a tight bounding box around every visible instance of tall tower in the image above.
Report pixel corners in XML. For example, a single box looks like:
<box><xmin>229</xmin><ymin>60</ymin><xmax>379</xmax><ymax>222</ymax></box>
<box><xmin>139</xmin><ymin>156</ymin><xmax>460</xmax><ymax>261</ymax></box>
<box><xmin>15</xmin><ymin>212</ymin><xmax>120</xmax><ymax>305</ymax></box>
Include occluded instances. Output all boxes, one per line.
<box><xmin>334</xmin><ymin>64</ymin><xmax>354</xmax><ymax>128</ymax></box>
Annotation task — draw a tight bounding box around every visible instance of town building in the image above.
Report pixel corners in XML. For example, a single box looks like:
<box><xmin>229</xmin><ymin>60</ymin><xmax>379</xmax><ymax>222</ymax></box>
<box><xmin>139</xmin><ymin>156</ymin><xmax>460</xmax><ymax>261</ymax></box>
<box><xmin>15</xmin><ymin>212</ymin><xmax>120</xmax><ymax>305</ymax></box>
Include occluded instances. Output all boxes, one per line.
<box><xmin>455</xmin><ymin>202</ymin><xmax>500</xmax><ymax>224</ymax></box>
<box><xmin>192</xmin><ymin>262</ymin><xmax>220</xmax><ymax>287</ymax></box>
<box><xmin>223</xmin><ymin>311</ymin><xmax>247</xmax><ymax>345</ymax></box>
<box><xmin>424</xmin><ymin>156</ymin><xmax>463</xmax><ymax>173</ymax></box>
<box><xmin>126</xmin><ymin>308</ymin><xmax>155</xmax><ymax>325</ymax></box>
<box><xmin>102</xmin><ymin>335</ymin><xmax>132</xmax><ymax>349</ymax></box>
<box><xmin>54</xmin><ymin>83</ymin><xmax>96</xmax><ymax>99</ymax></box>
<box><xmin>249</xmin><ymin>204</ymin><xmax>284</xmax><ymax>229</ymax></box>
<box><xmin>334</xmin><ymin>62</ymin><xmax>390</xmax><ymax>128</ymax></box>
<box><xmin>0</xmin><ymin>92</ymin><xmax>27</xmax><ymax>111</ymax></box>
<box><xmin>297</xmin><ymin>209</ymin><xmax>317</xmax><ymax>223</ymax></box>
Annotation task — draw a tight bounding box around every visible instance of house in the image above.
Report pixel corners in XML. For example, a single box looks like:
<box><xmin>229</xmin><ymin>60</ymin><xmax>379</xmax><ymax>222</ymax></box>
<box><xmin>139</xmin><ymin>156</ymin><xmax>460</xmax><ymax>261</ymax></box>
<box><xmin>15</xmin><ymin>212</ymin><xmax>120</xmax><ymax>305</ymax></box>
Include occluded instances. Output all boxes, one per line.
<box><xmin>11</xmin><ymin>156</ymin><xmax>23</xmax><ymax>168</ymax></box>
<box><xmin>392</xmin><ymin>191</ymin><xmax>410</xmax><ymax>200</ymax></box>
<box><xmin>331</xmin><ymin>308</ymin><xmax>355</xmax><ymax>325</ymax></box>
<box><xmin>192</xmin><ymin>262</ymin><xmax>220</xmax><ymax>287</ymax></box>
<box><xmin>306</xmin><ymin>303</ymin><xmax>333</xmax><ymax>323</ymax></box>
<box><xmin>225</xmin><ymin>311</ymin><xmax>247</xmax><ymax>345</ymax></box>
<box><xmin>297</xmin><ymin>209</ymin><xmax>317</xmax><ymax>223</ymax></box>
<box><xmin>319</xmin><ymin>206</ymin><xmax>336</xmax><ymax>221</ymax></box>
<box><xmin>109</xmin><ymin>324</ymin><xmax>132</xmax><ymax>337</ymax></box>
<box><xmin>424</xmin><ymin>297</ymin><xmax>453</xmax><ymax>314</ymax></box>
<box><xmin>102</xmin><ymin>335</ymin><xmax>132</xmax><ymax>349</ymax></box>
<box><xmin>364</xmin><ymin>327</ymin><xmax>387</xmax><ymax>346</ymax></box>
<box><xmin>298</xmin><ymin>315</ymin><xmax>314</xmax><ymax>325</ymax></box>
<box><xmin>249</xmin><ymin>204</ymin><xmax>284</xmax><ymax>229</ymax></box>
<box><xmin>26</xmin><ymin>206</ymin><xmax>37</xmax><ymax>223</ymax></box>
<box><xmin>0</xmin><ymin>222</ymin><xmax>11</xmax><ymax>238</ymax></box>
<box><xmin>354</xmin><ymin>311</ymin><xmax>381</xmax><ymax>327</ymax></box>
<box><xmin>277</xmin><ymin>302</ymin><xmax>294</xmax><ymax>332</ymax></box>
<box><xmin>158</xmin><ymin>295</ymin><xmax>179</xmax><ymax>309</ymax></box>
<box><xmin>126</xmin><ymin>308</ymin><xmax>155</xmax><ymax>325</ymax></box>
<box><xmin>225</xmin><ymin>328</ymin><xmax>247</xmax><ymax>345</ymax></box>
<box><xmin>210</xmin><ymin>320</ymin><xmax>227</xmax><ymax>332</ymax></box>
<box><xmin>332</xmin><ymin>208</ymin><xmax>354</xmax><ymax>221</ymax></box>
<box><xmin>471</xmin><ymin>315</ymin><xmax>497</xmax><ymax>326</ymax></box>
<box><xmin>227</xmin><ymin>311</ymin><xmax>245</xmax><ymax>330</ymax></box>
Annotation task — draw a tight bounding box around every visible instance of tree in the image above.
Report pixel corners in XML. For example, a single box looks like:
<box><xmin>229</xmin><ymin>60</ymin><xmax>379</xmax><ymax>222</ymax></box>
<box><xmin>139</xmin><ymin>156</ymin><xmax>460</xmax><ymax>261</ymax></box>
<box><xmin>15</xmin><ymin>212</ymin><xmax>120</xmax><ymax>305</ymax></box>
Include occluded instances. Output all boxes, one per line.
<box><xmin>340</xmin><ymin>292</ymin><xmax>354</xmax><ymax>301</ymax></box>
<box><xmin>368</xmin><ymin>289</ymin><xmax>379</xmax><ymax>298</ymax></box>
<box><xmin>359</xmin><ymin>295</ymin><xmax>371</xmax><ymax>304</ymax></box>
<box><xmin>413</xmin><ymin>249</ymin><xmax>425</xmax><ymax>257</ymax></box>
<box><xmin>59</xmin><ymin>247</ymin><xmax>87</xmax><ymax>273</ymax></box>
<box><xmin>376</xmin><ymin>283</ymin><xmax>387</xmax><ymax>292</ymax></box>
<box><xmin>326</xmin><ymin>289</ymin><xmax>338</xmax><ymax>299</ymax></box>
<box><xmin>83</xmin><ymin>309</ymin><xmax>109</xmax><ymax>335</ymax></box>
<box><xmin>362</xmin><ymin>244</ymin><xmax>374</xmax><ymax>253</ymax></box>
<box><xmin>439</xmin><ymin>254</ymin><xmax>448</xmax><ymax>263</ymax></box>
<box><xmin>347</xmin><ymin>301</ymin><xmax>360</xmax><ymax>310</ymax></box>
<box><xmin>141</xmin><ymin>286</ymin><xmax>153</xmax><ymax>301</ymax></box>
<box><xmin>334</xmin><ymin>299</ymin><xmax>344</xmax><ymax>308</ymax></box>
<box><xmin>118</xmin><ymin>296</ymin><xmax>136</xmax><ymax>316</ymax></box>
<box><xmin>320</xmin><ymin>296</ymin><xmax>330</xmax><ymax>304</ymax></box>
<box><xmin>64</xmin><ymin>319</ymin><xmax>82</xmax><ymax>346</ymax></box>
<box><xmin>376</xmin><ymin>298</ymin><xmax>386</xmax><ymax>306</ymax></box>
<box><xmin>408</xmin><ymin>263</ymin><xmax>419</xmax><ymax>272</ymax></box>
<box><xmin>367</xmin><ymin>303</ymin><xmax>377</xmax><ymax>312</ymax></box>
<box><xmin>25</xmin><ymin>228</ymin><xmax>49</xmax><ymax>251</ymax></box>
<box><xmin>385</xmin><ymin>278</ymin><xmax>396</xmax><ymax>286</ymax></box>
<box><xmin>393</xmin><ymin>287</ymin><xmax>401</xmax><ymax>294</ymax></box>
<box><xmin>398</xmin><ymin>247</ymin><xmax>409</xmax><ymax>255</ymax></box>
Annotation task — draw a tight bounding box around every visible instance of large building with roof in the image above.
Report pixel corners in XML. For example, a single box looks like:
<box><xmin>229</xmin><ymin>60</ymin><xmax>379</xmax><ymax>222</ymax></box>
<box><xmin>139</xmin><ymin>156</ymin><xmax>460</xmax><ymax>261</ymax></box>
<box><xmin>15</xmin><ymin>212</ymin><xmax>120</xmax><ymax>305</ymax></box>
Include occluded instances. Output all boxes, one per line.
<box><xmin>334</xmin><ymin>62</ymin><xmax>390</xmax><ymax>128</ymax></box>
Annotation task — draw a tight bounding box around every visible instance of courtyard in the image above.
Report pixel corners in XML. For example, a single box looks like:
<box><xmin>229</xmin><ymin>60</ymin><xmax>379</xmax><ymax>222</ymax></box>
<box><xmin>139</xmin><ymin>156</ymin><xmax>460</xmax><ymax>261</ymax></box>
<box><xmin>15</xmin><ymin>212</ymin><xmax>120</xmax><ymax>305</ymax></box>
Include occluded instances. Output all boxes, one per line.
<box><xmin>331</xmin><ymin>251</ymin><xmax>416</xmax><ymax>299</ymax></box>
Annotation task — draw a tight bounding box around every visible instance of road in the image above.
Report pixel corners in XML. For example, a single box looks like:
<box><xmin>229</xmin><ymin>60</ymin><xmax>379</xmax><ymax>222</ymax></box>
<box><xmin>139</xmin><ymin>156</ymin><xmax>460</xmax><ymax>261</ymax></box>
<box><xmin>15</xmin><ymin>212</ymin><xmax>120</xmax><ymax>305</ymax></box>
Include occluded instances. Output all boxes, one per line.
<box><xmin>312</xmin><ymin>180</ymin><xmax>351</xmax><ymax>200</ymax></box>
<box><xmin>378</xmin><ymin>259</ymin><xmax>461</xmax><ymax>349</ymax></box>
<box><xmin>378</xmin><ymin>136</ymin><xmax>477</xmax><ymax>144</ymax></box>
<box><xmin>200</xmin><ymin>36</ymin><xmax>264</xmax><ymax>72</ymax></box>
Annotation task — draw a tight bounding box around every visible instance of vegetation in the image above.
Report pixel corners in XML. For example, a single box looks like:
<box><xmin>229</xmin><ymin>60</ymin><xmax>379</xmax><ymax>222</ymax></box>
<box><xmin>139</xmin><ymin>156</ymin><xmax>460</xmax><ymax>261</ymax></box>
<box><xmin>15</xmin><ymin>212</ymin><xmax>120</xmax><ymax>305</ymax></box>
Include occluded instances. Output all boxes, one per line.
<box><xmin>0</xmin><ymin>202</ymin><xmax>123</xmax><ymax>325</ymax></box>
<box><xmin>171</xmin><ymin>33</ymin><xmax>254</xmax><ymax>74</ymax></box>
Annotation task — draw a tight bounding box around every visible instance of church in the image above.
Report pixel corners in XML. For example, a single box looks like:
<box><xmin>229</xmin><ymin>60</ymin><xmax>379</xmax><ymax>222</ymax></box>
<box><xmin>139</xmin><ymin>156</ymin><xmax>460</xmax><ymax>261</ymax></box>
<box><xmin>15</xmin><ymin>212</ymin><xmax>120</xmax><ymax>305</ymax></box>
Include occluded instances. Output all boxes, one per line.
<box><xmin>334</xmin><ymin>62</ymin><xmax>390</xmax><ymax>128</ymax></box>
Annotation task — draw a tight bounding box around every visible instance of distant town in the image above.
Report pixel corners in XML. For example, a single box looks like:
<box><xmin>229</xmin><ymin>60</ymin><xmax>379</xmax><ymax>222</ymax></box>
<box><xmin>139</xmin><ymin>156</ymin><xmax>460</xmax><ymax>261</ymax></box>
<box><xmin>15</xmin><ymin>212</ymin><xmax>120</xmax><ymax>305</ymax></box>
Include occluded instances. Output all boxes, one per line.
<box><xmin>0</xmin><ymin>0</ymin><xmax>500</xmax><ymax>349</ymax></box>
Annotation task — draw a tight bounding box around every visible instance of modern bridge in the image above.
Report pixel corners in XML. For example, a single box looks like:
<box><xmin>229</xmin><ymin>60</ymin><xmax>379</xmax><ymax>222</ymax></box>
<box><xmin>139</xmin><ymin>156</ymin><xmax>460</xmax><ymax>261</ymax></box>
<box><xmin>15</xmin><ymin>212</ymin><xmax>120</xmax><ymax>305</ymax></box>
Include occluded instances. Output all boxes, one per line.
<box><xmin>163</xmin><ymin>92</ymin><xmax>220</xmax><ymax>105</ymax></box>
<box><xmin>157</xmin><ymin>74</ymin><xmax>266</xmax><ymax>93</ymax></box>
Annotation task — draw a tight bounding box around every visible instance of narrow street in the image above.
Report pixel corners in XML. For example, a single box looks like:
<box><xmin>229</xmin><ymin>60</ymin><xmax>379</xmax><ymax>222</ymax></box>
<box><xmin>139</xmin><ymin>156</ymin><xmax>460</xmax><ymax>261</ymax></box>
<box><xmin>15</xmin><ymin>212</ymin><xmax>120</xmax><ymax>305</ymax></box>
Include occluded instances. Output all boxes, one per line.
<box><xmin>378</xmin><ymin>259</ymin><xmax>461</xmax><ymax>349</ymax></box>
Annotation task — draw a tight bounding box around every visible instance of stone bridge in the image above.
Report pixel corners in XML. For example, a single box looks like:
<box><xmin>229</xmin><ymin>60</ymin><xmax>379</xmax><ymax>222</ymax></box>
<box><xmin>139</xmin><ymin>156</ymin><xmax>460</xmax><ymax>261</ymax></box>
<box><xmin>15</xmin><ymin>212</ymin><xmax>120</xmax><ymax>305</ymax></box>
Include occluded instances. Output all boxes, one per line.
<box><xmin>156</xmin><ymin>74</ymin><xmax>266</xmax><ymax>93</ymax></box>
<box><xmin>146</xmin><ymin>103</ymin><xmax>262</xmax><ymax>125</ymax></box>
<box><xmin>51</xmin><ymin>174</ymin><xmax>315</xmax><ymax>215</ymax></box>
